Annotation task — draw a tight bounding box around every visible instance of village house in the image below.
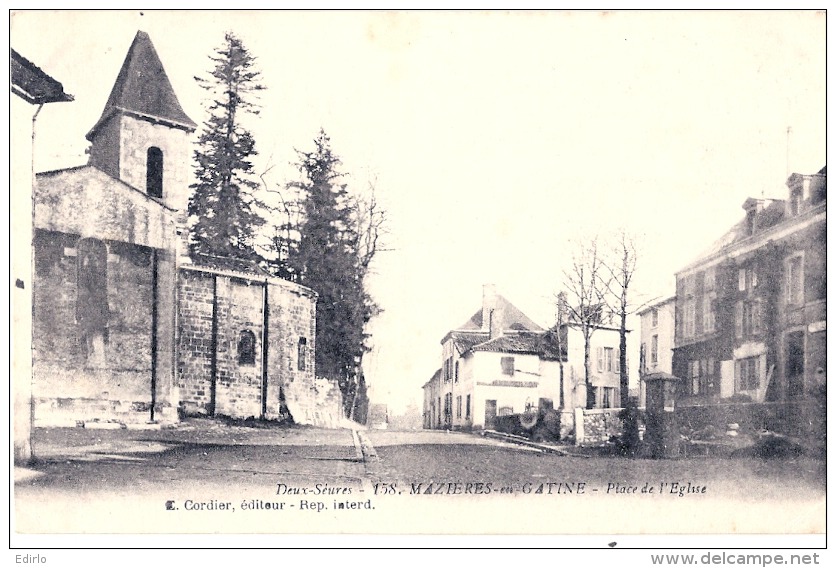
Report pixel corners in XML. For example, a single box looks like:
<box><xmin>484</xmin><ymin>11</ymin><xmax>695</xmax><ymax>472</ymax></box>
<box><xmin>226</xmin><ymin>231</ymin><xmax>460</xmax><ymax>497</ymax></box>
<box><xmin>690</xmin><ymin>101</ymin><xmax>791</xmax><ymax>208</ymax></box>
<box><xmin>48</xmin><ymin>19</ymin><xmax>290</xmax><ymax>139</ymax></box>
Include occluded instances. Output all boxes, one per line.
<box><xmin>637</xmin><ymin>296</ymin><xmax>676</xmax><ymax>406</ymax></box>
<box><xmin>422</xmin><ymin>285</ymin><xmax>626</xmax><ymax>439</ymax></box>
<box><xmin>671</xmin><ymin>167</ymin><xmax>826</xmax><ymax>430</ymax></box>
<box><xmin>11</xmin><ymin>48</ymin><xmax>73</xmax><ymax>463</ymax></box>
<box><xmin>28</xmin><ymin>31</ymin><xmax>335</xmax><ymax>428</ymax></box>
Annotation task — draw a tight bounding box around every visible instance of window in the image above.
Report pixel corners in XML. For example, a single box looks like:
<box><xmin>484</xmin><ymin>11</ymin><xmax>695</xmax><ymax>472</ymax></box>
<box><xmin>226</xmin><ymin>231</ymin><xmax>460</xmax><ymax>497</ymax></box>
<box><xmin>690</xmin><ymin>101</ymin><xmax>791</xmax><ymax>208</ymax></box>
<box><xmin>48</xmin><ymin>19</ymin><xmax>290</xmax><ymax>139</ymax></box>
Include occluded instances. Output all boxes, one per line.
<box><xmin>596</xmin><ymin>347</ymin><xmax>604</xmax><ymax>372</ymax></box>
<box><xmin>500</xmin><ymin>356</ymin><xmax>515</xmax><ymax>376</ymax></box>
<box><xmin>454</xmin><ymin>361</ymin><xmax>459</xmax><ymax>383</ymax></box>
<box><xmin>736</xmin><ymin>357</ymin><xmax>760</xmax><ymax>392</ymax></box>
<box><xmin>751</xmin><ymin>299</ymin><xmax>762</xmax><ymax>335</ymax></box>
<box><xmin>297</xmin><ymin>337</ymin><xmax>307</xmax><ymax>371</ymax></box>
<box><xmin>238</xmin><ymin>330</ymin><xmax>257</xmax><ymax>365</ymax></box>
<box><xmin>640</xmin><ymin>343</ymin><xmax>647</xmax><ymax>374</ymax></box>
<box><xmin>735</xmin><ymin>300</ymin><xmax>762</xmax><ymax>339</ymax></box>
<box><xmin>683</xmin><ymin>299</ymin><xmax>696</xmax><ymax>338</ymax></box>
<box><xmin>650</xmin><ymin>335</ymin><xmax>659</xmax><ymax>366</ymax></box>
<box><xmin>704</xmin><ymin>267</ymin><xmax>716</xmax><ymax>292</ymax></box>
<box><xmin>602</xmin><ymin>387</ymin><xmax>614</xmax><ymax>409</ymax></box>
<box><xmin>587</xmin><ymin>386</ymin><xmax>598</xmax><ymax>410</ymax></box>
<box><xmin>465</xmin><ymin>394</ymin><xmax>471</xmax><ymax>420</ymax></box>
<box><xmin>456</xmin><ymin>395</ymin><xmax>462</xmax><ymax>419</ymax></box>
<box><xmin>786</xmin><ymin>255</ymin><xmax>804</xmax><ymax>305</ymax></box>
<box><xmin>146</xmin><ymin>147</ymin><xmax>163</xmax><ymax>198</ymax></box>
<box><xmin>603</xmin><ymin>347</ymin><xmax>615</xmax><ymax>372</ymax></box>
<box><xmin>682</xmin><ymin>274</ymin><xmax>695</xmax><ymax>297</ymax></box>
<box><xmin>703</xmin><ymin>295</ymin><xmax>716</xmax><ymax>334</ymax></box>
<box><xmin>690</xmin><ymin>358</ymin><xmax>716</xmax><ymax>395</ymax></box>
<box><xmin>738</xmin><ymin>265</ymin><xmax>759</xmax><ymax>294</ymax></box>
<box><xmin>789</xmin><ymin>187</ymin><xmax>802</xmax><ymax>216</ymax></box>
<box><xmin>651</xmin><ymin>308</ymin><xmax>658</xmax><ymax>328</ymax></box>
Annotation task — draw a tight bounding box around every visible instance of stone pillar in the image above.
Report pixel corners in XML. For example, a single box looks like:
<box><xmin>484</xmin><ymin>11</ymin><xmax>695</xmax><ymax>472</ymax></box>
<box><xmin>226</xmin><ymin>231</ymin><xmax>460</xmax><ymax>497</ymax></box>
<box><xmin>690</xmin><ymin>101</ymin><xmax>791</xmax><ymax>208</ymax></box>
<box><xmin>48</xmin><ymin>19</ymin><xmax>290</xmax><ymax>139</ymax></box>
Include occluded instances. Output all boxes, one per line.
<box><xmin>574</xmin><ymin>407</ymin><xmax>584</xmax><ymax>446</ymax></box>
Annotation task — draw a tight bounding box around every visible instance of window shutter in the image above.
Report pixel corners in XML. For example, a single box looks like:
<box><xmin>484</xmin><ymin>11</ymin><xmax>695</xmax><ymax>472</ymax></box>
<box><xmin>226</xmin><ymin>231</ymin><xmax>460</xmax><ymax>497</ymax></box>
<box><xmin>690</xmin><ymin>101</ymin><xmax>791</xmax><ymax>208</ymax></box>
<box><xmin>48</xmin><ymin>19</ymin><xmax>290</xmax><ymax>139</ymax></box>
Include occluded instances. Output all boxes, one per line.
<box><xmin>735</xmin><ymin>301</ymin><xmax>743</xmax><ymax>338</ymax></box>
<box><xmin>596</xmin><ymin>347</ymin><xmax>603</xmax><ymax>372</ymax></box>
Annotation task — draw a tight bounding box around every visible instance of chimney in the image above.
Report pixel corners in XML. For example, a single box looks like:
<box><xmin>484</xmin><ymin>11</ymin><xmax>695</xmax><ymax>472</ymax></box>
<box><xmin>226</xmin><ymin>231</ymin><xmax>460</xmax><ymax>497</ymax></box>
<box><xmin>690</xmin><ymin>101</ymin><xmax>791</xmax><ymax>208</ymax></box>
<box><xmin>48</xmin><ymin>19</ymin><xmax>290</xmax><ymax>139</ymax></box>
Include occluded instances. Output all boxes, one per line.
<box><xmin>482</xmin><ymin>284</ymin><xmax>503</xmax><ymax>339</ymax></box>
<box><xmin>557</xmin><ymin>292</ymin><xmax>568</xmax><ymax>325</ymax></box>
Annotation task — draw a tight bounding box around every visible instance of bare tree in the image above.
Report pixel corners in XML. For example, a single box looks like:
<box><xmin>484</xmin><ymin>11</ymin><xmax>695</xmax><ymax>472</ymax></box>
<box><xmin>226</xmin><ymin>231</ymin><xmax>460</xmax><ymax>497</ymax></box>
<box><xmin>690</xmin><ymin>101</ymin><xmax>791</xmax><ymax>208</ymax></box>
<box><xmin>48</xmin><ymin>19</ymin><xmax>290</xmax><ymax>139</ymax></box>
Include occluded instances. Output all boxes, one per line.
<box><xmin>561</xmin><ymin>237</ymin><xmax>610</xmax><ymax>409</ymax></box>
<box><xmin>601</xmin><ymin>229</ymin><xmax>656</xmax><ymax>408</ymax></box>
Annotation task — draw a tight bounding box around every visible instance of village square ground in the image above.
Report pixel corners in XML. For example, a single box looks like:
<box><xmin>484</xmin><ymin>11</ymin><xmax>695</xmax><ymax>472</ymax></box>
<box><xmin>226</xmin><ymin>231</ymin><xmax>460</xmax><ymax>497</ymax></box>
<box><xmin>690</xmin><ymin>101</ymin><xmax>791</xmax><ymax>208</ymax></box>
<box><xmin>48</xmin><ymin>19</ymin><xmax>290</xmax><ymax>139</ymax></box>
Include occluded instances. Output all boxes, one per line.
<box><xmin>13</xmin><ymin>419</ymin><xmax>825</xmax><ymax>536</ymax></box>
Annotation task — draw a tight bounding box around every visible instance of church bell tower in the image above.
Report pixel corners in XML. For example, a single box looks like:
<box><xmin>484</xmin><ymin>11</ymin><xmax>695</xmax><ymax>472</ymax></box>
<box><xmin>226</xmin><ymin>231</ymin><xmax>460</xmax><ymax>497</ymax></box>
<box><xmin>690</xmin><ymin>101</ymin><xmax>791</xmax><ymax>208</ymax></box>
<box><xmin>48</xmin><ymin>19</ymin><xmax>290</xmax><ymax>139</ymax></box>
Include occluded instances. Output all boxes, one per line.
<box><xmin>86</xmin><ymin>31</ymin><xmax>196</xmax><ymax>218</ymax></box>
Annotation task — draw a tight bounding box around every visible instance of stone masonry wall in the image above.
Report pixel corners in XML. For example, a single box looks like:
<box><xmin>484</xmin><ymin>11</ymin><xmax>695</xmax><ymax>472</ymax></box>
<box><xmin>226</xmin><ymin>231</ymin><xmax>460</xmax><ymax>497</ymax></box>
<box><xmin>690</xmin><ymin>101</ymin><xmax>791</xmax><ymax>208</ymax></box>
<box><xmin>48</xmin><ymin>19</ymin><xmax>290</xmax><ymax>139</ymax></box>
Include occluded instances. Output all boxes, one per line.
<box><xmin>177</xmin><ymin>269</ymin><xmax>325</xmax><ymax>425</ymax></box>
<box><xmin>213</xmin><ymin>277</ymin><xmax>264</xmax><ymax>419</ymax></box>
<box><xmin>33</xmin><ymin>229</ymin><xmax>161</xmax><ymax>425</ymax></box>
<box><xmin>118</xmin><ymin>115</ymin><xmax>193</xmax><ymax>215</ymax></box>
<box><xmin>264</xmin><ymin>280</ymin><xmax>321</xmax><ymax>424</ymax></box>
<box><xmin>580</xmin><ymin>408</ymin><xmax>624</xmax><ymax>445</ymax></box>
<box><xmin>177</xmin><ymin>269</ymin><xmax>215</xmax><ymax>415</ymax></box>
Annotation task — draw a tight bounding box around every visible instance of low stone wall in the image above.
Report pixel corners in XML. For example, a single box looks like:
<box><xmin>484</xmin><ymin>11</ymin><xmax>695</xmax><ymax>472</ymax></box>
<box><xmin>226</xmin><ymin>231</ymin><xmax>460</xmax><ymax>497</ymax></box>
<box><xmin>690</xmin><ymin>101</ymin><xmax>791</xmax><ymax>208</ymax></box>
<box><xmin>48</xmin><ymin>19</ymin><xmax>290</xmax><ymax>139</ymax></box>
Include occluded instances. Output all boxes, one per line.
<box><xmin>576</xmin><ymin>408</ymin><xmax>624</xmax><ymax>446</ymax></box>
<box><xmin>677</xmin><ymin>400</ymin><xmax>824</xmax><ymax>438</ymax></box>
<box><xmin>285</xmin><ymin>377</ymin><xmax>344</xmax><ymax>428</ymax></box>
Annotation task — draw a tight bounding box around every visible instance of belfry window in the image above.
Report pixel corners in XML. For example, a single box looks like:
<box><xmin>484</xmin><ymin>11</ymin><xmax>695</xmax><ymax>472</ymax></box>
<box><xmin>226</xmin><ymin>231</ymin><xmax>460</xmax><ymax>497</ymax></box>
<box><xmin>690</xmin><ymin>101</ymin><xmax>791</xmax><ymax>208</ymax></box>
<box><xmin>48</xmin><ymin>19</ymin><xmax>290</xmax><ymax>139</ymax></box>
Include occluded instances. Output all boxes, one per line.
<box><xmin>146</xmin><ymin>147</ymin><xmax>164</xmax><ymax>198</ymax></box>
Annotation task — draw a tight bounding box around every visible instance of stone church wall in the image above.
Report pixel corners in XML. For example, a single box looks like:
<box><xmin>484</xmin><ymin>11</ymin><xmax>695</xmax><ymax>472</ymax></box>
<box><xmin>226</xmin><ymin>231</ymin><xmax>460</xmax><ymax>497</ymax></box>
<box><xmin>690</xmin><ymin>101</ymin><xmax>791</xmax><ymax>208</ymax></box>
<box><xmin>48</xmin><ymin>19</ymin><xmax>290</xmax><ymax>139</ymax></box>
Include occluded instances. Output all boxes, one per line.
<box><xmin>178</xmin><ymin>268</ymin><xmax>332</xmax><ymax>426</ymax></box>
<box><xmin>32</xmin><ymin>228</ymin><xmax>168</xmax><ymax>425</ymax></box>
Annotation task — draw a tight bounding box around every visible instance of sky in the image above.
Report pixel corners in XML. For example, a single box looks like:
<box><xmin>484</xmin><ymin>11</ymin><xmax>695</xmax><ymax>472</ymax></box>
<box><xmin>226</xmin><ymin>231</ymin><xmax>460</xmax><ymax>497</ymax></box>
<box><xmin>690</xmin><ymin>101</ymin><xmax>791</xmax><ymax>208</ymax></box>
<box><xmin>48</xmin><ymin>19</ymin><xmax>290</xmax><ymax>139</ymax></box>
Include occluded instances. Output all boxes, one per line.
<box><xmin>9</xmin><ymin>10</ymin><xmax>826</xmax><ymax>414</ymax></box>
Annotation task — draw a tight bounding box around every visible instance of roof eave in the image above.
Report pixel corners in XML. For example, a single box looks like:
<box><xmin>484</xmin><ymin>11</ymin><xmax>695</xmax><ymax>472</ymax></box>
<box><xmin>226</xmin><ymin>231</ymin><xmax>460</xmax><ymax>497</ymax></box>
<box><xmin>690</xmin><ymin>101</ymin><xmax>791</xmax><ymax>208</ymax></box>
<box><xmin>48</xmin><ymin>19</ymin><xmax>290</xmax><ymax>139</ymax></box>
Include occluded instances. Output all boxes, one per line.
<box><xmin>86</xmin><ymin>107</ymin><xmax>197</xmax><ymax>141</ymax></box>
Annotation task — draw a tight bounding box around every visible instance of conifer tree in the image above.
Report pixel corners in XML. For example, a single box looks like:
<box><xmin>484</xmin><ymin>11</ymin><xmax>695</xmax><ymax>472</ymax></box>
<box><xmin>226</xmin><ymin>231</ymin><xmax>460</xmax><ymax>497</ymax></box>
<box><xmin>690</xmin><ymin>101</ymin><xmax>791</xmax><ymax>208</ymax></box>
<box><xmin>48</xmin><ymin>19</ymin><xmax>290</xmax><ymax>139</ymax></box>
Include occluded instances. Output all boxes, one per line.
<box><xmin>189</xmin><ymin>32</ymin><xmax>265</xmax><ymax>258</ymax></box>
<box><xmin>285</xmin><ymin>130</ymin><xmax>382</xmax><ymax>416</ymax></box>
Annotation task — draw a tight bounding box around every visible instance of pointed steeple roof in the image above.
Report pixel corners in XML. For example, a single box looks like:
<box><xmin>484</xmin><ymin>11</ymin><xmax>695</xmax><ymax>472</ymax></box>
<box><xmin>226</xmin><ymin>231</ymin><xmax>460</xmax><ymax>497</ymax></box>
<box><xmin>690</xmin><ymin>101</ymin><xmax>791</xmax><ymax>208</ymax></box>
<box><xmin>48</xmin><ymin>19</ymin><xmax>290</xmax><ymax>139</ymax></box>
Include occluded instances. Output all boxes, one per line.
<box><xmin>86</xmin><ymin>31</ymin><xmax>196</xmax><ymax>140</ymax></box>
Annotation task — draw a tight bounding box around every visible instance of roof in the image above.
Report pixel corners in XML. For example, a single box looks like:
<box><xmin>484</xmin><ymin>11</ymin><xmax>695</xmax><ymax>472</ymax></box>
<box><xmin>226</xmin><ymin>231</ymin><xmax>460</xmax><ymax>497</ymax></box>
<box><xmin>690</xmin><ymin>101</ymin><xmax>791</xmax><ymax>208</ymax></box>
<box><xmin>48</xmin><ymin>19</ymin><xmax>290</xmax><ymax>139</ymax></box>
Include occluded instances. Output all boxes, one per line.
<box><xmin>447</xmin><ymin>329</ymin><xmax>564</xmax><ymax>360</ymax></box>
<box><xmin>457</xmin><ymin>294</ymin><xmax>544</xmax><ymax>332</ymax></box>
<box><xmin>678</xmin><ymin>167</ymin><xmax>826</xmax><ymax>274</ymax></box>
<box><xmin>188</xmin><ymin>253</ymin><xmax>271</xmax><ymax>277</ymax></box>
<box><xmin>422</xmin><ymin>368</ymin><xmax>442</xmax><ymax>389</ymax></box>
<box><xmin>471</xmin><ymin>332</ymin><xmax>562</xmax><ymax>359</ymax></box>
<box><xmin>450</xmin><ymin>331</ymin><xmax>490</xmax><ymax>354</ymax></box>
<box><xmin>636</xmin><ymin>295</ymin><xmax>676</xmax><ymax>316</ymax></box>
<box><xmin>10</xmin><ymin>49</ymin><xmax>73</xmax><ymax>104</ymax></box>
<box><xmin>86</xmin><ymin>31</ymin><xmax>196</xmax><ymax>140</ymax></box>
<box><xmin>36</xmin><ymin>164</ymin><xmax>175</xmax><ymax>211</ymax></box>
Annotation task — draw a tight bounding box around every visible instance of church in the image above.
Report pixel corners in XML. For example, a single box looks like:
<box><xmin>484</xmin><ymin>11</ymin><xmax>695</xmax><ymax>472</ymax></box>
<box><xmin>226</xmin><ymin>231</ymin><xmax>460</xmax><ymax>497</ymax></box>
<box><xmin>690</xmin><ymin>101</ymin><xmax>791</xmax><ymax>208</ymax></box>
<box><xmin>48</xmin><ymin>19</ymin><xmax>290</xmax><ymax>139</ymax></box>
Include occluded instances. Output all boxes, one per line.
<box><xmin>31</xmin><ymin>31</ymin><xmax>340</xmax><ymax>427</ymax></box>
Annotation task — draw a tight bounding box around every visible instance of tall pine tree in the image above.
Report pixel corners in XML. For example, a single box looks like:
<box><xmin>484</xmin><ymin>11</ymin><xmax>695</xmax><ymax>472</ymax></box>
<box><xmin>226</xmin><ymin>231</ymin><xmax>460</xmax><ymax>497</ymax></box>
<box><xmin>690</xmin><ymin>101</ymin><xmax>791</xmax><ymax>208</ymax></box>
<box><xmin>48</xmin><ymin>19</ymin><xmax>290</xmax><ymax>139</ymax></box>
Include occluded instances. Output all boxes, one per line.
<box><xmin>287</xmin><ymin>130</ymin><xmax>379</xmax><ymax>416</ymax></box>
<box><xmin>189</xmin><ymin>32</ymin><xmax>265</xmax><ymax>259</ymax></box>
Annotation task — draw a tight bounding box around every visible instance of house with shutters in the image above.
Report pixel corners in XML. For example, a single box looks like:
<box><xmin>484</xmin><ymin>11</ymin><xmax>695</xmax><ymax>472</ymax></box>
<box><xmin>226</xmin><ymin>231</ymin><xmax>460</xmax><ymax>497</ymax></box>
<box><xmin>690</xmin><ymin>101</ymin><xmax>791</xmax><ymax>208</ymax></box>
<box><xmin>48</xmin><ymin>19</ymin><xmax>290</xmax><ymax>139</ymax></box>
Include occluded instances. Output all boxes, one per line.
<box><xmin>637</xmin><ymin>296</ymin><xmax>676</xmax><ymax>406</ymax></box>
<box><xmin>29</xmin><ymin>31</ymin><xmax>332</xmax><ymax>427</ymax></box>
<box><xmin>671</xmin><ymin>167</ymin><xmax>826</xmax><ymax>412</ymax></box>
<box><xmin>422</xmin><ymin>285</ymin><xmax>625</xmax><ymax>432</ymax></box>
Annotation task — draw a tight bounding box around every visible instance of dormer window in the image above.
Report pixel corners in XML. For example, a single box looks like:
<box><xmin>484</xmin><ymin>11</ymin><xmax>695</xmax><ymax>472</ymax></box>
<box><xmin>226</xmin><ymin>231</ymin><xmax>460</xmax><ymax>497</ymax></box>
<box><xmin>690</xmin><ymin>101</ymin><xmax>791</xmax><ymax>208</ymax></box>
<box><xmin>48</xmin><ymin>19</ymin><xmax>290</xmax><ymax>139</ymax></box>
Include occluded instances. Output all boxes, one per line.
<box><xmin>146</xmin><ymin>147</ymin><xmax>163</xmax><ymax>198</ymax></box>
<box><xmin>745</xmin><ymin>208</ymin><xmax>756</xmax><ymax>235</ymax></box>
<box><xmin>788</xmin><ymin>186</ymin><xmax>802</xmax><ymax>216</ymax></box>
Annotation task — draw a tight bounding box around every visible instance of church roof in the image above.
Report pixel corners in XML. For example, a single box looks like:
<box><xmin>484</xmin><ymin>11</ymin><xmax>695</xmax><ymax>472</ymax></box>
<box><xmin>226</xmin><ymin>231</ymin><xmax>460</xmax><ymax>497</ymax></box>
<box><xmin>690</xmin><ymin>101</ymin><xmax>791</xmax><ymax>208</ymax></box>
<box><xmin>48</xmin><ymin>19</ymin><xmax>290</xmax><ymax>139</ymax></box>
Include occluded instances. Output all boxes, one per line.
<box><xmin>188</xmin><ymin>253</ymin><xmax>271</xmax><ymax>277</ymax></box>
<box><xmin>86</xmin><ymin>31</ymin><xmax>196</xmax><ymax>140</ymax></box>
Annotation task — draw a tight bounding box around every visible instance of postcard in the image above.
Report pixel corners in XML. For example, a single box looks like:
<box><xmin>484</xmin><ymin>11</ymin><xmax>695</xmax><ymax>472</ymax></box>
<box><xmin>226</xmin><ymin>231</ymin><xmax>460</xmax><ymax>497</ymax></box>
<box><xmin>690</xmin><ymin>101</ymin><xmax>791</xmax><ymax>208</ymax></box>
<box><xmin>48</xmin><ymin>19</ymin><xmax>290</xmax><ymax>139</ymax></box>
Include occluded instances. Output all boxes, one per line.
<box><xmin>9</xmin><ymin>9</ymin><xmax>826</xmax><ymax>551</ymax></box>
